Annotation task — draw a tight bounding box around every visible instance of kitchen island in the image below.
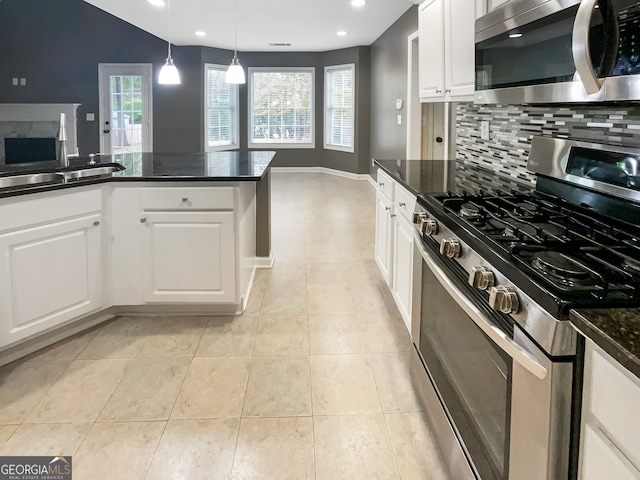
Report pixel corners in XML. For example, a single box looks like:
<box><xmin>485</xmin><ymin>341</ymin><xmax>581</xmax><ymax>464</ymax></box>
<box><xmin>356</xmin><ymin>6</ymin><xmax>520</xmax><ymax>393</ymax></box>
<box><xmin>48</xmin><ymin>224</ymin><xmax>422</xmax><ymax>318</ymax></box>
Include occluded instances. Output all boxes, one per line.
<box><xmin>0</xmin><ymin>151</ymin><xmax>274</xmax><ymax>365</ymax></box>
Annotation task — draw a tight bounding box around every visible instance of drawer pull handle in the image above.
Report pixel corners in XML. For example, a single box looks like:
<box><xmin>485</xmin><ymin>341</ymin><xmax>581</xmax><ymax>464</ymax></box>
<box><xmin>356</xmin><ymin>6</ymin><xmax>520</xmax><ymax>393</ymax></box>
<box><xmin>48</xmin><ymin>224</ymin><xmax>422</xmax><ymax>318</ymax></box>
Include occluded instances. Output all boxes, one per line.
<box><xmin>93</xmin><ymin>221</ymin><xmax>100</xmax><ymax>227</ymax></box>
<box><xmin>379</xmin><ymin>182</ymin><xmax>384</xmax><ymax>187</ymax></box>
<box><xmin>399</xmin><ymin>202</ymin><xmax>406</xmax><ymax>207</ymax></box>
<box><xmin>390</xmin><ymin>214</ymin><xmax>396</xmax><ymax>218</ymax></box>
<box><xmin>140</xmin><ymin>217</ymin><xmax>147</xmax><ymax>224</ymax></box>
<box><xmin>385</xmin><ymin>206</ymin><xmax>391</xmax><ymax>211</ymax></box>
<box><xmin>182</xmin><ymin>197</ymin><xmax>189</xmax><ymax>203</ymax></box>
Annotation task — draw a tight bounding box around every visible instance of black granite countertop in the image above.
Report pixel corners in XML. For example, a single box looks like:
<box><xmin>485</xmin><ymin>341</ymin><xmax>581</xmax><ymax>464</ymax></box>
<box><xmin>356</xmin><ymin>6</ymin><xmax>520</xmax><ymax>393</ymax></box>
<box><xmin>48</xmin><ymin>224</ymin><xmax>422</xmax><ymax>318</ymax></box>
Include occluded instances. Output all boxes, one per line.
<box><xmin>373</xmin><ymin>158</ymin><xmax>534</xmax><ymax>197</ymax></box>
<box><xmin>0</xmin><ymin>151</ymin><xmax>275</xmax><ymax>198</ymax></box>
<box><xmin>570</xmin><ymin>308</ymin><xmax>640</xmax><ymax>379</ymax></box>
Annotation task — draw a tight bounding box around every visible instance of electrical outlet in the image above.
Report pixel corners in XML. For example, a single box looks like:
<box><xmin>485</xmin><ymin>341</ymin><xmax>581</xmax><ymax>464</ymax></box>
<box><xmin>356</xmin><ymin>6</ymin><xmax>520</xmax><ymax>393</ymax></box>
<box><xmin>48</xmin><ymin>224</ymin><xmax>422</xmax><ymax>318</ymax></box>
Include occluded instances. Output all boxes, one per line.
<box><xmin>397</xmin><ymin>114</ymin><xmax>402</xmax><ymax>126</ymax></box>
<box><xmin>480</xmin><ymin>120</ymin><xmax>490</xmax><ymax>140</ymax></box>
<box><xmin>12</xmin><ymin>78</ymin><xmax>18</xmax><ymax>86</ymax></box>
<box><xmin>19</xmin><ymin>78</ymin><xmax>26</xmax><ymax>86</ymax></box>
<box><xmin>86</xmin><ymin>113</ymin><xmax>95</xmax><ymax>122</ymax></box>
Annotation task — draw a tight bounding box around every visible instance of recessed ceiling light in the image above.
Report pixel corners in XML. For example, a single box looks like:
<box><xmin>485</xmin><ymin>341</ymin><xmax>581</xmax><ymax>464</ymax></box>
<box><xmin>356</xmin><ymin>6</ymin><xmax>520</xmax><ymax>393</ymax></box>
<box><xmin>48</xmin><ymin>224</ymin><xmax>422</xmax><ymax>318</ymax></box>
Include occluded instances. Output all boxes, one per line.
<box><xmin>147</xmin><ymin>0</ymin><xmax>166</xmax><ymax>6</ymax></box>
<box><xmin>195</xmin><ymin>31</ymin><xmax>206</xmax><ymax>36</ymax></box>
<box><xmin>509</xmin><ymin>33</ymin><xmax>523</xmax><ymax>38</ymax></box>
<box><xmin>350</xmin><ymin>0</ymin><xmax>366</xmax><ymax>6</ymax></box>
<box><xmin>337</xmin><ymin>31</ymin><xmax>347</xmax><ymax>36</ymax></box>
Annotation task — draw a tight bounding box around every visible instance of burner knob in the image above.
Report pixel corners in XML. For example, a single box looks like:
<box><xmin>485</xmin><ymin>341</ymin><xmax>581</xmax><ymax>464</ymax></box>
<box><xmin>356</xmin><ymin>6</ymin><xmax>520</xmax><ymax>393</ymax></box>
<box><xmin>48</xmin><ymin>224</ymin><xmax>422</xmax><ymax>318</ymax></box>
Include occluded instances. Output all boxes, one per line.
<box><xmin>421</xmin><ymin>218</ymin><xmax>438</xmax><ymax>236</ymax></box>
<box><xmin>489</xmin><ymin>286</ymin><xmax>520</xmax><ymax>314</ymax></box>
<box><xmin>413</xmin><ymin>212</ymin><xmax>427</xmax><ymax>224</ymax></box>
<box><xmin>440</xmin><ymin>239</ymin><xmax>461</xmax><ymax>258</ymax></box>
<box><xmin>468</xmin><ymin>266</ymin><xmax>495</xmax><ymax>290</ymax></box>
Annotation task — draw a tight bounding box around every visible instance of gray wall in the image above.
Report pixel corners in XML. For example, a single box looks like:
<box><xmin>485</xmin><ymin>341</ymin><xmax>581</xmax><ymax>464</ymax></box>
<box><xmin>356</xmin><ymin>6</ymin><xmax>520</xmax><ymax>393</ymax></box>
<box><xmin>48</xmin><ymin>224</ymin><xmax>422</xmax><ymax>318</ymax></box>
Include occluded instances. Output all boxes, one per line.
<box><xmin>369</xmin><ymin>6</ymin><xmax>418</xmax><ymax>176</ymax></box>
<box><xmin>0</xmin><ymin>0</ymin><xmax>373</xmax><ymax>173</ymax></box>
<box><xmin>0</xmin><ymin>0</ymin><xmax>206</xmax><ymax>155</ymax></box>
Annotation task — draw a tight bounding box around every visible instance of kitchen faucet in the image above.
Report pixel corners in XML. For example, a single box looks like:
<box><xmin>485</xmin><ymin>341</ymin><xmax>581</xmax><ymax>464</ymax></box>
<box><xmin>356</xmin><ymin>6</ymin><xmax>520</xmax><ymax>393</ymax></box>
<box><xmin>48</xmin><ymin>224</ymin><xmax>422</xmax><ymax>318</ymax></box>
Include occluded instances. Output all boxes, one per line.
<box><xmin>58</xmin><ymin>112</ymin><xmax>69</xmax><ymax>168</ymax></box>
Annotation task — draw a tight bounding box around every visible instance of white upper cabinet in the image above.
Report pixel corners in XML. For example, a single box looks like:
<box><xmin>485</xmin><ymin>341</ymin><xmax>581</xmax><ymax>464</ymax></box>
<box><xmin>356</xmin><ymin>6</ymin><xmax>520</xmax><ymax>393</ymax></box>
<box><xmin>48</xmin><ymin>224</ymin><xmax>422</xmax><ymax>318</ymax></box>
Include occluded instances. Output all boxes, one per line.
<box><xmin>488</xmin><ymin>0</ymin><xmax>510</xmax><ymax>11</ymax></box>
<box><xmin>419</xmin><ymin>0</ymin><xmax>486</xmax><ymax>102</ymax></box>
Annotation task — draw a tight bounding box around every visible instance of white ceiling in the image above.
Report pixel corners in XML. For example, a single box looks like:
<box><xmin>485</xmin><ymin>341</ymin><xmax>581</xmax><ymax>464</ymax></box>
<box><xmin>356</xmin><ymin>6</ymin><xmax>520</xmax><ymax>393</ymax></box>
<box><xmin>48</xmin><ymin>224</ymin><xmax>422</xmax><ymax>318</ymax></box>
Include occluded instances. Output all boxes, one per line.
<box><xmin>84</xmin><ymin>0</ymin><xmax>414</xmax><ymax>52</ymax></box>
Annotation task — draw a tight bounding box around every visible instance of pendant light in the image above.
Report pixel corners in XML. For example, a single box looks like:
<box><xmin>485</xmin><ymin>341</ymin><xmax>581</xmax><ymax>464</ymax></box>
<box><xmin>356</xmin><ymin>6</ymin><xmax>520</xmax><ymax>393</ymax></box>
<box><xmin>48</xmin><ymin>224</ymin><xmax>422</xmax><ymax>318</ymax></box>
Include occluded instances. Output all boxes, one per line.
<box><xmin>158</xmin><ymin>0</ymin><xmax>181</xmax><ymax>84</ymax></box>
<box><xmin>225</xmin><ymin>0</ymin><xmax>245</xmax><ymax>84</ymax></box>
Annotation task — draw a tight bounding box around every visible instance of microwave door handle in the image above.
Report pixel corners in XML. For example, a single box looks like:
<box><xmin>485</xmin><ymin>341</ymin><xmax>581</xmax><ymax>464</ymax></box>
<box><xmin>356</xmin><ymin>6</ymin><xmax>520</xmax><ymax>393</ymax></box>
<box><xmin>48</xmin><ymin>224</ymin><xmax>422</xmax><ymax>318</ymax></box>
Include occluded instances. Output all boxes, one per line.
<box><xmin>572</xmin><ymin>0</ymin><xmax>605</xmax><ymax>94</ymax></box>
<box><xmin>419</xmin><ymin>246</ymin><xmax>549</xmax><ymax>380</ymax></box>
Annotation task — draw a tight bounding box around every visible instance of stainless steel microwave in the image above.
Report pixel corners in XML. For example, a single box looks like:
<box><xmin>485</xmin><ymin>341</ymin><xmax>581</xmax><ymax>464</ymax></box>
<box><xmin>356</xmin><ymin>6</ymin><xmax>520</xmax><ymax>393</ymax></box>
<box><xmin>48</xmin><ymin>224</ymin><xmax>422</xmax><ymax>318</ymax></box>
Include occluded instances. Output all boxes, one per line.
<box><xmin>475</xmin><ymin>0</ymin><xmax>640</xmax><ymax>104</ymax></box>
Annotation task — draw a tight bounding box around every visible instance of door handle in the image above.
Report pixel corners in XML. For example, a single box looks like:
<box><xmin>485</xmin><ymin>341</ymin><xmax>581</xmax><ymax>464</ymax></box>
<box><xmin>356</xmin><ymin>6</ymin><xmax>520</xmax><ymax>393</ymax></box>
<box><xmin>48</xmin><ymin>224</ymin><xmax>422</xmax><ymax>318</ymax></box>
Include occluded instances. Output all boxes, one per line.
<box><xmin>572</xmin><ymin>0</ymin><xmax>618</xmax><ymax>95</ymax></box>
<box><xmin>103</xmin><ymin>129</ymin><xmax>110</xmax><ymax>134</ymax></box>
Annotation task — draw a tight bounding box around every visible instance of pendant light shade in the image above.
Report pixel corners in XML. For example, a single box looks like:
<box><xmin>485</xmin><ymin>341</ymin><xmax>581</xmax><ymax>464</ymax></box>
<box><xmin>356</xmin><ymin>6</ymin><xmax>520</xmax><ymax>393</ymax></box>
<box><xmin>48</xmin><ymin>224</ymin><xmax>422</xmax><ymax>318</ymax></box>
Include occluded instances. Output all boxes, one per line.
<box><xmin>225</xmin><ymin>0</ymin><xmax>245</xmax><ymax>84</ymax></box>
<box><xmin>225</xmin><ymin>53</ymin><xmax>245</xmax><ymax>84</ymax></box>
<box><xmin>158</xmin><ymin>0</ymin><xmax>180</xmax><ymax>85</ymax></box>
<box><xmin>159</xmin><ymin>56</ymin><xmax>181</xmax><ymax>84</ymax></box>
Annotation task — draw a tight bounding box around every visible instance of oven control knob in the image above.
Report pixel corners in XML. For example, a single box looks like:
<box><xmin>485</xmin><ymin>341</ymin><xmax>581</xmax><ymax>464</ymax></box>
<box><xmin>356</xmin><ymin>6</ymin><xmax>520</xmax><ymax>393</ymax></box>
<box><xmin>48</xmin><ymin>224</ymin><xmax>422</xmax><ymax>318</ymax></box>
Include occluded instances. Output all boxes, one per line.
<box><xmin>489</xmin><ymin>286</ymin><xmax>520</xmax><ymax>314</ymax></box>
<box><xmin>468</xmin><ymin>267</ymin><xmax>495</xmax><ymax>290</ymax></box>
<box><xmin>421</xmin><ymin>218</ymin><xmax>438</xmax><ymax>236</ymax></box>
<box><xmin>413</xmin><ymin>212</ymin><xmax>427</xmax><ymax>224</ymax></box>
<box><xmin>439</xmin><ymin>239</ymin><xmax>461</xmax><ymax>258</ymax></box>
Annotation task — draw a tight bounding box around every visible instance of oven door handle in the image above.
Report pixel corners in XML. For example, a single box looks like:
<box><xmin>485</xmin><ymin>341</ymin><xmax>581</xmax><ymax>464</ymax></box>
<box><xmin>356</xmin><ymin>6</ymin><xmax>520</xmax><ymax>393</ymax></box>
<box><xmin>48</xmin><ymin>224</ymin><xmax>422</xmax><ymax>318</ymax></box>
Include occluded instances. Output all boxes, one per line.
<box><xmin>420</xmin><ymin>245</ymin><xmax>549</xmax><ymax>380</ymax></box>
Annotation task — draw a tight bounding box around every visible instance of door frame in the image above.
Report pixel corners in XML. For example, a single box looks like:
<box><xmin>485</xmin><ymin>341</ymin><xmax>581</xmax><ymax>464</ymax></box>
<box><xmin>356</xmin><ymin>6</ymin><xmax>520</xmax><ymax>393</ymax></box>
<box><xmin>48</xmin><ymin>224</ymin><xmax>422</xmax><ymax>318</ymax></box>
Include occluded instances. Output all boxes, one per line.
<box><xmin>406</xmin><ymin>30</ymin><xmax>421</xmax><ymax>161</ymax></box>
<box><xmin>98</xmin><ymin>63</ymin><xmax>154</xmax><ymax>155</ymax></box>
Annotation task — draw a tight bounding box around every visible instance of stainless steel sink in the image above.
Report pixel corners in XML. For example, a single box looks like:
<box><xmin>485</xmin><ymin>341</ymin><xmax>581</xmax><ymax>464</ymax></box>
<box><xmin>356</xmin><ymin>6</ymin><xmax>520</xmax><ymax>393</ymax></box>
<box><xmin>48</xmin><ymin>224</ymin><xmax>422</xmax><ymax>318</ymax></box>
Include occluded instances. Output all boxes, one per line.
<box><xmin>61</xmin><ymin>165</ymin><xmax>121</xmax><ymax>181</ymax></box>
<box><xmin>0</xmin><ymin>172</ymin><xmax>65</xmax><ymax>189</ymax></box>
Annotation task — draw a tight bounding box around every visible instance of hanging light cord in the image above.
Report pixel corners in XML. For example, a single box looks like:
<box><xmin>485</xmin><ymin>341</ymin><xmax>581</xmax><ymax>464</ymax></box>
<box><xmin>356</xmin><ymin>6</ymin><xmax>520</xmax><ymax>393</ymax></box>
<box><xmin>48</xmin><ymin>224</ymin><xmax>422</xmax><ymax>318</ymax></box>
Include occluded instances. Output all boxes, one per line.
<box><xmin>167</xmin><ymin>0</ymin><xmax>172</xmax><ymax>58</ymax></box>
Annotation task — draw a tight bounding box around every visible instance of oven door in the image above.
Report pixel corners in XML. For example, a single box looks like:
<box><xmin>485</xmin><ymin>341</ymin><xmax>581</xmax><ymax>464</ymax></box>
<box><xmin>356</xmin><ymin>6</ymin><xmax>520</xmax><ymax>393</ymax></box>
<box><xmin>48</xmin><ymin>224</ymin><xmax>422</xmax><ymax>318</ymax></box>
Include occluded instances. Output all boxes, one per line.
<box><xmin>413</xmin><ymin>238</ymin><xmax>574</xmax><ymax>480</ymax></box>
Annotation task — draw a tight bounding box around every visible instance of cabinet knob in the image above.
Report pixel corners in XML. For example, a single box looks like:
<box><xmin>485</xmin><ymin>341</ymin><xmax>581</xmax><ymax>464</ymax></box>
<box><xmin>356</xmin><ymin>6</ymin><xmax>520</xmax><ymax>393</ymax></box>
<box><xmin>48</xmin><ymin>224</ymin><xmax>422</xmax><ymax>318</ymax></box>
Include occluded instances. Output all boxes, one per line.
<box><xmin>182</xmin><ymin>197</ymin><xmax>189</xmax><ymax>203</ymax></box>
<box><xmin>390</xmin><ymin>214</ymin><xmax>396</xmax><ymax>218</ymax></box>
<box><xmin>435</xmin><ymin>89</ymin><xmax>442</xmax><ymax>93</ymax></box>
<box><xmin>385</xmin><ymin>206</ymin><xmax>391</xmax><ymax>211</ymax></box>
<box><xmin>92</xmin><ymin>221</ymin><xmax>100</xmax><ymax>227</ymax></box>
<box><xmin>399</xmin><ymin>202</ymin><xmax>406</xmax><ymax>207</ymax></box>
<box><xmin>379</xmin><ymin>182</ymin><xmax>384</xmax><ymax>187</ymax></box>
<box><xmin>140</xmin><ymin>217</ymin><xmax>147</xmax><ymax>223</ymax></box>
<box><xmin>445</xmin><ymin>89</ymin><xmax>451</xmax><ymax>93</ymax></box>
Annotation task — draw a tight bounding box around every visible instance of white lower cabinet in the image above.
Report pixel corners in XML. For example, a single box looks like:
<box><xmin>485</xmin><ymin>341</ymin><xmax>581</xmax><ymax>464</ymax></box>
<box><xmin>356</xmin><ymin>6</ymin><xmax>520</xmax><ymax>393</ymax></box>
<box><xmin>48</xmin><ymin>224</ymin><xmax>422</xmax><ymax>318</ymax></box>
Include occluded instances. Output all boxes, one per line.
<box><xmin>375</xmin><ymin>191</ymin><xmax>393</xmax><ymax>285</ymax></box>
<box><xmin>392</xmin><ymin>215</ymin><xmax>414</xmax><ymax>332</ymax></box>
<box><xmin>141</xmin><ymin>211</ymin><xmax>236</xmax><ymax>303</ymax></box>
<box><xmin>579</xmin><ymin>340</ymin><xmax>640</xmax><ymax>479</ymax></box>
<box><xmin>0</xmin><ymin>189</ymin><xmax>103</xmax><ymax>348</ymax></box>
<box><xmin>374</xmin><ymin>169</ymin><xmax>418</xmax><ymax>336</ymax></box>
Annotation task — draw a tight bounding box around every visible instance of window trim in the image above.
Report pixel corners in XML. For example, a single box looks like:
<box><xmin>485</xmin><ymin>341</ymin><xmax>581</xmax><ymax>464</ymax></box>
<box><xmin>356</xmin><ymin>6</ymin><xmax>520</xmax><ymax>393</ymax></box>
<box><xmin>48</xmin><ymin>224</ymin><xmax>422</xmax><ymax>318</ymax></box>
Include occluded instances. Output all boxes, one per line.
<box><xmin>204</xmin><ymin>63</ymin><xmax>239</xmax><ymax>152</ymax></box>
<box><xmin>248</xmin><ymin>66</ymin><xmax>316</xmax><ymax>149</ymax></box>
<box><xmin>324</xmin><ymin>63</ymin><xmax>355</xmax><ymax>154</ymax></box>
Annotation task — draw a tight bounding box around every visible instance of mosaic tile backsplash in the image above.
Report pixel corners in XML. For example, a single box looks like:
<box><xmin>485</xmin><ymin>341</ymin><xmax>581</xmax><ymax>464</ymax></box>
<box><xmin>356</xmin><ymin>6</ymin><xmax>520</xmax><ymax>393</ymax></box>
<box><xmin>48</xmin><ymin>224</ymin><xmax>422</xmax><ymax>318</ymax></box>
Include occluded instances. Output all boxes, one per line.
<box><xmin>456</xmin><ymin>102</ymin><xmax>640</xmax><ymax>183</ymax></box>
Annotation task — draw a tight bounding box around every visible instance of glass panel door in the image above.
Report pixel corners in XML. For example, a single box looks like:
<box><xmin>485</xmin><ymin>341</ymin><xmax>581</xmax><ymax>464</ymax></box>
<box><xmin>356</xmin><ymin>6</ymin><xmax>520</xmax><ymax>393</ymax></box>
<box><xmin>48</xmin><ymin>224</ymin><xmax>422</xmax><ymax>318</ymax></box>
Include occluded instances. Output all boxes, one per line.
<box><xmin>99</xmin><ymin>64</ymin><xmax>153</xmax><ymax>165</ymax></box>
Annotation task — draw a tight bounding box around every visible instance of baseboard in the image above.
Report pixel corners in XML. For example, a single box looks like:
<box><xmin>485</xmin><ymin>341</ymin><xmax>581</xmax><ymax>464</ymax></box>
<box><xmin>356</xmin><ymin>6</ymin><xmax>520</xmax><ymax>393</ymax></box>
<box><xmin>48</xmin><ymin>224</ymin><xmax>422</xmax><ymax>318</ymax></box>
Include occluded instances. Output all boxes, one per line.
<box><xmin>0</xmin><ymin>310</ymin><xmax>115</xmax><ymax>367</ymax></box>
<box><xmin>367</xmin><ymin>175</ymin><xmax>377</xmax><ymax>189</ymax></box>
<box><xmin>271</xmin><ymin>166</ymin><xmax>372</xmax><ymax>181</ymax></box>
<box><xmin>255</xmin><ymin>253</ymin><xmax>275</xmax><ymax>268</ymax></box>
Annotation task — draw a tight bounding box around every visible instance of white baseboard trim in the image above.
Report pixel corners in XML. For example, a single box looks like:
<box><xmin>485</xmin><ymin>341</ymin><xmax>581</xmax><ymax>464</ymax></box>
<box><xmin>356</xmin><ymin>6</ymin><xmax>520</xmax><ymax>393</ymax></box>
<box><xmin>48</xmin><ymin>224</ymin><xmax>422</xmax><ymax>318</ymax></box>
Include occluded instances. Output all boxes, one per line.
<box><xmin>367</xmin><ymin>175</ymin><xmax>377</xmax><ymax>189</ymax></box>
<box><xmin>255</xmin><ymin>253</ymin><xmax>275</xmax><ymax>268</ymax></box>
<box><xmin>271</xmin><ymin>166</ymin><xmax>372</xmax><ymax>181</ymax></box>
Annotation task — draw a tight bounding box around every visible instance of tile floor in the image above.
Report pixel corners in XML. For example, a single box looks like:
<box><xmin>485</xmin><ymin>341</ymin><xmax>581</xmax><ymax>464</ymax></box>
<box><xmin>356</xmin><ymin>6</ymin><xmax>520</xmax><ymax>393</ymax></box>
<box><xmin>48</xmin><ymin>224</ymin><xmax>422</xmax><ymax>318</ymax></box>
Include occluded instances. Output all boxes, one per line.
<box><xmin>0</xmin><ymin>172</ymin><xmax>448</xmax><ymax>479</ymax></box>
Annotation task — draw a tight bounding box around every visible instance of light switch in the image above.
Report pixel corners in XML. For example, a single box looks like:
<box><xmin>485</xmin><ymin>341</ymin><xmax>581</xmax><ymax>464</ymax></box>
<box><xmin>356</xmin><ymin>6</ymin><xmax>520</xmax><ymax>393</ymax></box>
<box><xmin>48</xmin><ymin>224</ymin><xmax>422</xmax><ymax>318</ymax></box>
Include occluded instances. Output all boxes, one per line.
<box><xmin>86</xmin><ymin>113</ymin><xmax>95</xmax><ymax>122</ymax></box>
<box><xmin>19</xmin><ymin>78</ymin><xmax>26</xmax><ymax>86</ymax></box>
<box><xmin>397</xmin><ymin>114</ymin><xmax>402</xmax><ymax>126</ymax></box>
<box><xmin>396</xmin><ymin>99</ymin><xmax>403</xmax><ymax>110</ymax></box>
<box><xmin>12</xmin><ymin>78</ymin><xmax>18</xmax><ymax>86</ymax></box>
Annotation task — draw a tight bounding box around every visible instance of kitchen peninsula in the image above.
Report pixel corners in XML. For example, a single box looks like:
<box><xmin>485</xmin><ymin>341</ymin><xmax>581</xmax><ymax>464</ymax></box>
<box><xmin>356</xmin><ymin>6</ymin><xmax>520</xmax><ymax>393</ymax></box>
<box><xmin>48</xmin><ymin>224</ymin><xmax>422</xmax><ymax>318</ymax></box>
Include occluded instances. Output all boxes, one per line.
<box><xmin>0</xmin><ymin>150</ymin><xmax>274</xmax><ymax>365</ymax></box>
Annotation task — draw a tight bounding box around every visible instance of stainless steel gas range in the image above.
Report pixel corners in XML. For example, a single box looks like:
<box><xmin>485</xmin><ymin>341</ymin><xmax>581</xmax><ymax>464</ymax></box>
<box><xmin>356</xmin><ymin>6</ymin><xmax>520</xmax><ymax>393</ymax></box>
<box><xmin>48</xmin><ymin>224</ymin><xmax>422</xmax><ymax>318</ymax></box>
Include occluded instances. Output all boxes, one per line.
<box><xmin>410</xmin><ymin>136</ymin><xmax>640</xmax><ymax>480</ymax></box>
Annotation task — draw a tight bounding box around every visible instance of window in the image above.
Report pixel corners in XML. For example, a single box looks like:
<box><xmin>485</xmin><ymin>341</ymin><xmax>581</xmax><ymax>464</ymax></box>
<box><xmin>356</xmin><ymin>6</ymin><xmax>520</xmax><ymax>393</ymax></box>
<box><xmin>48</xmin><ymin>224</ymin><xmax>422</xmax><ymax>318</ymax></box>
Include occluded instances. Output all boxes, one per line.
<box><xmin>249</xmin><ymin>68</ymin><xmax>314</xmax><ymax>148</ymax></box>
<box><xmin>324</xmin><ymin>64</ymin><xmax>355</xmax><ymax>152</ymax></box>
<box><xmin>205</xmin><ymin>64</ymin><xmax>238</xmax><ymax>151</ymax></box>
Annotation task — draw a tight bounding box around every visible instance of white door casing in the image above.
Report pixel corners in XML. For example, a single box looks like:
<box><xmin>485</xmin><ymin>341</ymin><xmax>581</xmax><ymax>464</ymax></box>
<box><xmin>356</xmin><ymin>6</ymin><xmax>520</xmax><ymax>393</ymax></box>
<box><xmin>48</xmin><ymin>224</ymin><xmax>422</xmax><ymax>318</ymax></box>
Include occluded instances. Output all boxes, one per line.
<box><xmin>98</xmin><ymin>63</ymin><xmax>153</xmax><ymax>155</ymax></box>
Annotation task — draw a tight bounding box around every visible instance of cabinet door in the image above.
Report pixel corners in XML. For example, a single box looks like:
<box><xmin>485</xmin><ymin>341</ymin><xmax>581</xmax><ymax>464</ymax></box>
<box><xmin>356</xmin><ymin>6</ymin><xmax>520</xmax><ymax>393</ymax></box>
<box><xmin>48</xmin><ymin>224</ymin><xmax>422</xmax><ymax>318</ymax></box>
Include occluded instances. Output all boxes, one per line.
<box><xmin>419</xmin><ymin>0</ymin><xmax>446</xmax><ymax>100</ymax></box>
<box><xmin>488</xmin><ymin>0</ymin><xmax>510</xmax><ymax>11</ymax></box>
<box><xmin>446</xmin><ymin>0</ymin><xmax>483</xmax><ymax>99</ymax></box>
<box><xmin>0</xmin><ymin>214</ymin><xmax>102</xmax><ymax>347</ymax></box>
<box><xmin>393</xmin><ymin>216</ymin><xmax>414</xmax><ymax>333</ymax></box>
<box><xmin>375</xmin><ymin>193</ymin><xmax>393</xmax><ymax>286</ymax></box>
<box><xmin>141</xmin><ymin>211</ymin><xmax>236</xmax><ymax>303</ymax></box>
<box><xmin>580</xmin><ymin>424</ymin><xmax>640</xmax><ymax>480</ymax></box>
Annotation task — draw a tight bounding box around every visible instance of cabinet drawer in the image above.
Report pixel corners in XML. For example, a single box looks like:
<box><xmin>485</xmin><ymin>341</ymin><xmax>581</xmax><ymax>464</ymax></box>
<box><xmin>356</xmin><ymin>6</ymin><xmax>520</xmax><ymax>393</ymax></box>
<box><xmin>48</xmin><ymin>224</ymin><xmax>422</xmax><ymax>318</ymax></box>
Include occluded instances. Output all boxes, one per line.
<box><xmin>581</xmin><ymin>424</ymin><xmax>640</xmax><ymax>480</ymax></box>
<box><xmin>394</xmin><ymin>184</ymin><xmax>417</xmax><ymax>223</ymax></box>
<box><xmin>587</xmin><ymin>345</ymin><xmax>640</xmax><ymax>469</ymax></box>
<box><xmin>140</xmin><ymin>187</ymin><xmax>235</xmax><ymax>211</ymax></box>
<box><xmin>376</xmin><ymin>170</ymin><xmax>394</xmax><ymax>201</ymax></box>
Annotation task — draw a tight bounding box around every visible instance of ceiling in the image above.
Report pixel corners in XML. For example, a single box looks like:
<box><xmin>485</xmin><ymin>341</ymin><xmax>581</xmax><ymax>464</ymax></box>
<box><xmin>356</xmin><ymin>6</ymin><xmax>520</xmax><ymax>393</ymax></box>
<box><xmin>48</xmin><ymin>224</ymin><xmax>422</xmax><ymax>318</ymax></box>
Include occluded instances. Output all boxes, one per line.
<box><xmin>83</xmin><ymin>0</ymin><xmax>414</xmax><ymax>52</ymax></box>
